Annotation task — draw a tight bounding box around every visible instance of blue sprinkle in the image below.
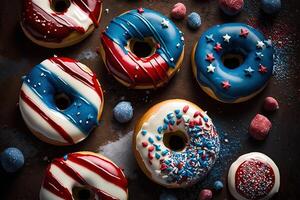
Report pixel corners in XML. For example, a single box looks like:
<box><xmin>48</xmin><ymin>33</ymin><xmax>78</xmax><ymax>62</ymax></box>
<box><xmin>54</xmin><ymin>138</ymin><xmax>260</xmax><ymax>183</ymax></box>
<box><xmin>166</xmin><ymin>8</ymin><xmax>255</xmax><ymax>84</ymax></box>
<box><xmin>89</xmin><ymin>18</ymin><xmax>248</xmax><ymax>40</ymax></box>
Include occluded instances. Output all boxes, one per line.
<box><xmin>156</xmin><ymin>135</ymin><xmax>162</xmax><ymax>141</ymax></box>
<box><xmin>176</xmin><ymin>113</ymin><xmax>183</xmax><ymax>119</ymax></box>
<box><xmin>162</xmin><ymin>150</ymin><xmax>169</xmax><ymax>156</ymax></box>
<box><xmin>261</xmin><ymin>0</ymin><xmax>281</xmax><ymax>14</ymax></box>
<box><xmin>163</xmin><ymin>124</ymin><xmax>168</xmax><ymax>130</ymax></box>
<box><xmin>203</xmin><ymin>116</ymin><xmax>209</xmax><ymax>122</ymax></box>
<box><xmin>167</xmin><ymin>113</ymin><xmax>174</xmax><ymax>119</ymax></box>
<box><xmin>169</xmin><ymin>119</ymin><xmax>175</xmax><ymax>125</ymax></box>
<box><xmin>157</xmin><ymin>126</ymin><xmax>163</xmax><ymax>134</ymax></box>
<box><xmin>213</xmin><ymin>180</ymin><xmax>224</xmax><ymax>191</ymax></box>
<box><xmin>63</xmin><ymin>155</ymin><xmax>68</xmax><ymax>160</ymax></box>
<box><xmin>174</xmin><ymin>109</ymin><xmax>180</xmax><ymax>114</ymax></box>
<box><xmin>164</xmin><ymin>117</ymin><xmax>169</xmax><ymax>124</ymax></box>
<box><xmin>148</xmin><ymin>137</ymin><xmax>154</xmax><ymax>144</ymax></box>
<box><xmin>155</xmin><ymin>153</ymin><xmax>161</xmax><ymax>159</ymax></box>
<box><xmin>155</xmin><ymin>144</ymin><xmax>161</xmax><ymax>151</ymax></box>
<box><xmin>187</xmin><ymin>12</ymin><xmax>202</xmax><ymax>30</ymax></box>
<box><xmin>141</xmin><ymin>130</ymin><xmax>147</xmax><ymax>136</ymax></box>
<box><xmin>0</xmin><ymin>147</ymin><xmax>24</xmax><ymax>173</ymax></box>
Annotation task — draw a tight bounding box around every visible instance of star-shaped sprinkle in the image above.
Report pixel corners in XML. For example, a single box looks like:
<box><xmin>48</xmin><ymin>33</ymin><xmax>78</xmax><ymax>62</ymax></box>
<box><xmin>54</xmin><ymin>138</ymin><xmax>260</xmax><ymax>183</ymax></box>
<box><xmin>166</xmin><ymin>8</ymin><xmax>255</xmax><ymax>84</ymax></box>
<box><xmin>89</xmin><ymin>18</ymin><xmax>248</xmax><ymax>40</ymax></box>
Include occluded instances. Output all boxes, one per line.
<box><xmin>161</xmin><ymin>18</ymin><xmax>169</xmax><ymax>28</ymax></box>
<box><xmin>221</xmin><ymin>80</ymin><xmax>231</xmax><ymax>90</ymax></box>
<box><xmin>256</xmin><ymin>52</ymin><xmax>264</xmax><ymax>60</ymax></box>
<box><xmin>258</xmin><ymin>64</ymin><xmax>268</xmax><ymax>74</ymax></box>
<box><xmin>257</xmin><ymin>41</ymin><xmax>265</xmax><ymax>49</ymax></box>
<box><xmin>244</xmin><ymin>67</ymin><xmax>255</xmax><ymax>76</ymax></box>
<box><xmin>264</xmin><ymin>39</ymin><xmax>272</xmax><ymax>48</ymax></box>
<box><xmin>137</xmin><ymin>7</ymin><xmax>144</xmax><ymax>14</ymax></box>
<box><xmin>214</xmin><ymin>43</ymin><xmax>222</xmax><ymax>52</ymax></box>
<box><xmin>207</xmin><ymin>64</ymin><xmax>216</xmax><ymax>73</ymax></box>
<box><xmin>240</xmin><ymin>28</ymin><xmax>249</xmax><ymax>37</ymax></box>
<box><xmin>206</xmin><ymin>53</ymin><xmax>215</xmax><ymax>62</ymax></box>
<box><xmin>223</xmin><ymin>34</ymin><xmax>231</xmax><ymax>43</ymax></box>
<box><xmin>205</xmin><ymin>34</ymin><xmax>214</xmax><ymax>43</ymax></box>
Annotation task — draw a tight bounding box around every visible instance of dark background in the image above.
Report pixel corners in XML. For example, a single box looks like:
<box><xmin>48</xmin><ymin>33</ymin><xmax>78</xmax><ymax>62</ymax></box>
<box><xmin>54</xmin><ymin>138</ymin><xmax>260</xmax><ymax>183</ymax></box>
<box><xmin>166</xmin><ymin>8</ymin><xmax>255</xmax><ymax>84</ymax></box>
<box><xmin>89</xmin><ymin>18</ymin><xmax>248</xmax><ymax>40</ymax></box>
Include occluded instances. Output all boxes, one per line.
<box><xmin>0</xmin><ymin>0</ymin><xmax>299</xmax><ymax>199</ymax></box>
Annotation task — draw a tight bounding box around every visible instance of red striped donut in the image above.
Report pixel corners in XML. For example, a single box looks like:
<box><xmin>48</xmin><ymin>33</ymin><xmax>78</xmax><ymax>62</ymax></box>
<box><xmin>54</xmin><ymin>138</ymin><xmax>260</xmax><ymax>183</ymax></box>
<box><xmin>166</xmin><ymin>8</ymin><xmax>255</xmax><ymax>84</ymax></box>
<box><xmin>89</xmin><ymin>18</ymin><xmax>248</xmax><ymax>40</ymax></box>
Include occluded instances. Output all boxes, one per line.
<box><xmin>21</xmin><ymin>0</ymin><xmax>103</xmax><ymax>48</ymax></box>
<box><xmin>40</xmin><ymin>152</ymin><xmax>128</xmax><ymax>200</ymax></box>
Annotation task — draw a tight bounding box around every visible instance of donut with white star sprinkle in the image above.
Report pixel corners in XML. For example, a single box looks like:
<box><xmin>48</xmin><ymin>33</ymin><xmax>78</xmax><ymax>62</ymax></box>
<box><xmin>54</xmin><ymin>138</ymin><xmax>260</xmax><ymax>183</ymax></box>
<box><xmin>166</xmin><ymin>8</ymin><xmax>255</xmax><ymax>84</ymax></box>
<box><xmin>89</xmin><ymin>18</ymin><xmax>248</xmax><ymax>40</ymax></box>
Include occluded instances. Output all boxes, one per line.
<box><xmin>192</xmin><ymin>23</ymin><xmax>274</xmax><ymax>103</ymax></box>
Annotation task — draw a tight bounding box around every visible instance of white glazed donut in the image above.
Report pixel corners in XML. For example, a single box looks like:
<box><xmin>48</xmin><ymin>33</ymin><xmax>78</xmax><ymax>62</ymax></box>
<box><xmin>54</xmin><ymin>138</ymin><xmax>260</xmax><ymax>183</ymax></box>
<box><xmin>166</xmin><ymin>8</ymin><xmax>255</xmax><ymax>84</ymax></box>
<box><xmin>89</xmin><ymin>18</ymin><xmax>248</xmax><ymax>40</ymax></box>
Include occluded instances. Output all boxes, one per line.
<box><xmin>21</xmin><ymin>0</ymin><xmax>103</xmax><ymax>48</ymax></box>
<box><xmin>40</xmin><ymin>151</ymin><xmax>128</xmax><ymax>200</ymax></box>
<box><xmin>228</xmin><ymin>152</ymin><xmax>280</xmax><ymax>200</ymax></box>
<box><xmin>133</xmin><ymin>99</ymin><xmax>220</xmax><ymax>188</ymax></box>
<box><xmin>19</xmin><ymin>57</ymin><xmax>104</xmax><ymax>145</ymax></box>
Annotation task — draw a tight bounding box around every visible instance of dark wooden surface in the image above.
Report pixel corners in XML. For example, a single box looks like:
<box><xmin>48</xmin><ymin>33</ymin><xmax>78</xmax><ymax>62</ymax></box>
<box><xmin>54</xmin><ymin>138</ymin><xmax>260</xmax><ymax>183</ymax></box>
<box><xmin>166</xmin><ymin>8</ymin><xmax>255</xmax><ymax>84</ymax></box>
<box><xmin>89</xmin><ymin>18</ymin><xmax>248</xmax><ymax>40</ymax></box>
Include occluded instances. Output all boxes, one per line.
<box><xmin>0</xmin><ymin>0</ymin><xmax>300</xmax><ymax>199</ymax></box>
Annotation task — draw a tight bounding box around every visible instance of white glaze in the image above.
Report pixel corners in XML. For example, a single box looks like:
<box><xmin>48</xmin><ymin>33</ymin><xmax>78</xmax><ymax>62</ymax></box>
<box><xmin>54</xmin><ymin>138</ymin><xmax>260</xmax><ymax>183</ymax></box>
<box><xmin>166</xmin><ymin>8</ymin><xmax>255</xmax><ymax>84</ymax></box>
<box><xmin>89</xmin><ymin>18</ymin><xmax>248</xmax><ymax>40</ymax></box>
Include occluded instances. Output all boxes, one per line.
<box><xmin>40</xmin><ymin>153</ymin><xmax>128</xmax><ymax>200</ymax></box>
<box><xmin>32</xmin><ymin>0</ymin><xmax>94</xmax><ymax>31</ymax></box>
<box><xmin>228</xmin><ymin>152</ymin><xmax>280</xmax><ymax>200</ymax></box>
<box><xmin>135</xmin><ymin>100</ymin><xmax>219</xmax><ymax>187</ymax></box>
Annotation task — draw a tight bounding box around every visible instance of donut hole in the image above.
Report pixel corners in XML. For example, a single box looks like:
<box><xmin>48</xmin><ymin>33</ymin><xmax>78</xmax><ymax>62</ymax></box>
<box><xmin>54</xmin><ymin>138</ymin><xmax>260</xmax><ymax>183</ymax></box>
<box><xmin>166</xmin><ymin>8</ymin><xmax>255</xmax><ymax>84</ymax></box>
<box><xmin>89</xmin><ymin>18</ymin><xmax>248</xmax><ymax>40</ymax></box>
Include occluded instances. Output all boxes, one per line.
<box><xmin>163</xmin><ymin>130</ymin><xmax>188</xmax><ymax>152</ymax></box>
<box><xmin>54</xmin><ymin>92</ymin><xmax>73</xmax><ymax>110</ymax></box>
<box><xmin>72</xmin><ymin>186</ymin><xmax>95</xmax><ymax>200</ymax></box>
<box><xmin>222</xmin><ymin>52</ymin><xmax>245</xmax><ymax>69</ymax></box>
<box><xmin>129</xmin><ymin>38</ymin><xmax>156</xmax><ymax>58</ymax></box>
<box><xmin>51</xmin><ymin>0</ymin><xmax>71</xmax><ymax>13</ymax></box>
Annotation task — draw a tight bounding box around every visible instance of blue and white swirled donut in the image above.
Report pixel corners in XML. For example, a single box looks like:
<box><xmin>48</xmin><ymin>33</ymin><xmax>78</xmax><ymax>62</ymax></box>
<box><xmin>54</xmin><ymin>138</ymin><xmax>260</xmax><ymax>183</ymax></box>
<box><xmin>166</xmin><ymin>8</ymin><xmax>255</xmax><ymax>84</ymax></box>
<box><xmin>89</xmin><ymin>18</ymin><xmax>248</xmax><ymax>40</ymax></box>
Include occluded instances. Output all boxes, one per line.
<box><xmin>19</xmin><ymin>57</ymin><xmax>104</xmax><ymax>145</ymax></box>
<box><xmin>192</xmin><ymin>23</ymin><xmax>274</xmax><ymax>103</ymax></box>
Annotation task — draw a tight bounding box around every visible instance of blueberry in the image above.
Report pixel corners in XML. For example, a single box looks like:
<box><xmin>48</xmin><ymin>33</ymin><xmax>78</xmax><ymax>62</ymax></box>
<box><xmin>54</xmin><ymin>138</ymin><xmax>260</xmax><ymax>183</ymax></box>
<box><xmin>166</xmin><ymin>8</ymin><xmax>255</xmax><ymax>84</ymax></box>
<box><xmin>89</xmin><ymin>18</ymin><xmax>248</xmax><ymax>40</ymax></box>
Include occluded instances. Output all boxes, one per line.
<box><xmin>213</xmin><ymin>180</ymin><xmax>224</xmax><ymax>191</ymax></box>
<box><xmin>159</xmin><ymin>192</ymin><xmax>177</xmax><ymax>200</ymax></box>
<box><xmin>187</xmin><ymin>12</ymin><xmax>202</xmax><ymax>30</ymax></box>
<box><xmin>113</xmin><ymin>101</ymin><xmax>134</xmax><ymax>123</ymax></box>
<box><xmin>0</xmin><ymin>147</ymin><xmax>25</xmax><ymax>173</ymax></box>
<box><xmin>261</xmin><ymin>0</ymin><xmax>281</xmax><ymax>14</ymax></box>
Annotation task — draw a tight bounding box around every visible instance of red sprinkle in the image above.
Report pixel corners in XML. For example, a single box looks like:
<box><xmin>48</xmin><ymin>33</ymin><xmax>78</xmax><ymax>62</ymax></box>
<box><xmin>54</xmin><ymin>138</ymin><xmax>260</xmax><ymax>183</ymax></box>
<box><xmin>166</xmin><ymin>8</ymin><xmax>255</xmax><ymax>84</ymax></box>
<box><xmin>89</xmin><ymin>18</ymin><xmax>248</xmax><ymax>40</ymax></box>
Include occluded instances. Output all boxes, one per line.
<box><xmin>249</xmin><ymin>114</ymin><xmax>272</xmax><ymax>140</ymax></box>
<box><xmin>183</xmin><ymin>105</ymin><xmax>189</xmax><ymax>113</ymax></box>
<box><xmin>148</xmin><ymin>146</ymin><xmax>154</xmax><ymax>152</ymax></box>
<box><xmin>160</xmin><ymin>163</ymin><xmax>167</xmax><ymax>171</ymax></box>
<box><xmin>142</xmin><ymin>142</ymin><xmax>148</xmax><ymax>147</ymax></box>
<box><xmin>194</xmin><ymin>111</ymin><xmax>201</xmax><ymax>118</ymax></box>
<box><xmin>178</xmin><ymin>162</ymin><xmax>184</xmax><ymax>169</ymax></box>
<box><xmin>148</xmin><ymin>152</ymin><xmax>154</xmax><ymax>160</ymax></box>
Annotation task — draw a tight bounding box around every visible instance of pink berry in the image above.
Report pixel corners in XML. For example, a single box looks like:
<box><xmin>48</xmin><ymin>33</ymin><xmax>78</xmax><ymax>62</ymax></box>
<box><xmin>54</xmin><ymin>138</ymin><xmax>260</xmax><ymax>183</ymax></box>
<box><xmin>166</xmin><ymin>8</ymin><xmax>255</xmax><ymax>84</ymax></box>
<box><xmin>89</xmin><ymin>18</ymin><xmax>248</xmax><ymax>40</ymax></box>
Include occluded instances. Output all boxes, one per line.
<box><xmin>263</xmin><ymin>97</ymin><xmax>279</xmax><ymax>112</ymax></box>
<box><xmin>199</xmin><ymin>189</ymin><xmax>213</xmax><ymax>200</ymax></box>
<box><xmin>219</xmin><ymin>0</ymin><xmax>244</xmax><ymax>16</ymax></box>
<box><xmin>171</xmin><ymin>3</ymin><xmax>187</xmax><ymax>20</ymax></box>
<box><xmin>249</xmin><ymin>114</ymin><xmax>272</xmax><ymax>140</ymax></box>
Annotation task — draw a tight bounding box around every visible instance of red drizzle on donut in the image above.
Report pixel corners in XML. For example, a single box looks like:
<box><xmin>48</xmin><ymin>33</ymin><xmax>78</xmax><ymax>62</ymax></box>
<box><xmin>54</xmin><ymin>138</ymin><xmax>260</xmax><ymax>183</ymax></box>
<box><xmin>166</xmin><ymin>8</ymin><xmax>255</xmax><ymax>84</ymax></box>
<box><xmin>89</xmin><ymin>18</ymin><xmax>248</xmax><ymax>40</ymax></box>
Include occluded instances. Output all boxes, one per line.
<box><xmin>235</xmin><ymin>159</ymin><xmax>275</xmax><ymax>199</ymax></box>
<box><xmin>43</xmin><ymin>153</ymin><xmax>128</xmax><ymax>200</ymax></box>
<box><xmin>20</xmin><ymin>91</ymin><xmax>75</xmax><ymax>144</ymax></box>
<box><xmin>101</xmin><ymin>34</ymin><xmax>170</xmax><ymax>88</ymax></box>
<box><xmin>49</xmin><ymin>57</ymin><xmax>103</xmax><ymax>101</ymax></box>
<box><xmin>22</xmin><ymin>0</ymin><xmax>102</xmax><ymax>42</ymax></box>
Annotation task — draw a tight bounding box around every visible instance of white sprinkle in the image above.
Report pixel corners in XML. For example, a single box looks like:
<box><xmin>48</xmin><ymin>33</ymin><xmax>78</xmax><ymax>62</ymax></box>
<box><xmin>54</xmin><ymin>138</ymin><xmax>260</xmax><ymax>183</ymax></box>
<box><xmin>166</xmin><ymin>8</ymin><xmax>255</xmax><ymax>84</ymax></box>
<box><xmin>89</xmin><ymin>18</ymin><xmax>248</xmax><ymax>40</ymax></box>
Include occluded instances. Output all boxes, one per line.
<box><xmin>38</xmin><ymin>82</ymin><xmax>41</xmax><ymax>86</ymax></box>
<box><xmin>105</xmin><ymin>8</ymin><xmax>109</xmax><ymax>13</ymax></box>
<box><xmin>77</xmin><ymin>112</ymin><xmax>80</xmax><ymax>116</ymax></box>
<box><xmin>79</xmin><ymin>120</ymin><xmax>82</xmax><ymax>123</ymax></box>
<box><xmin>86</xmin><ymin>121</ymin><xmax>89</xmax><ymax>124</ymax></box>
<box><xmin>43</xmin><ymin>90</ymin><xmax>46</xmax><ymax>93</ymax></box>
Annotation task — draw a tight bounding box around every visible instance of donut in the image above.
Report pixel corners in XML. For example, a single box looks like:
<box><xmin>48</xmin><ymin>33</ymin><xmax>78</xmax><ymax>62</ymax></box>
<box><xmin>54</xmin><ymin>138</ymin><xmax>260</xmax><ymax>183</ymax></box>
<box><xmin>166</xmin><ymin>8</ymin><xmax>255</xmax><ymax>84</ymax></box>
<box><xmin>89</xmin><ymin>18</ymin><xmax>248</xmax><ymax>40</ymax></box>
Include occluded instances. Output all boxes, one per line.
<box><xmin>99</xmin><ymin>8</ymin><xmax>185</xmax><ymax>89</ymax></box>
<box><xmin>192</xmin><ymin>23</ymin><xmax>274</xmax><ymax>103</ymax></box>
<box><xmin>228</xmin><ymin>152</ymin><xmax>280</xmax><ymax>200</ymax></box>
<box><xmin>21</xmin><ymin>0</ymin><xmax>103</xmax><ymax>48</ymax></box>
<box><xmin>133</xmin><ymin>99</ymin><xmax>220</xmax><ymax>188</ymax></box>
<box><xmin>40</xmin><ymin>151</ymin><xmax>128</xmax><ymax>200</ymax></box>
<box><xmin>19</xmin><ymin>57</ymin><xmax>104</xmax><ymax>145</ymax></box>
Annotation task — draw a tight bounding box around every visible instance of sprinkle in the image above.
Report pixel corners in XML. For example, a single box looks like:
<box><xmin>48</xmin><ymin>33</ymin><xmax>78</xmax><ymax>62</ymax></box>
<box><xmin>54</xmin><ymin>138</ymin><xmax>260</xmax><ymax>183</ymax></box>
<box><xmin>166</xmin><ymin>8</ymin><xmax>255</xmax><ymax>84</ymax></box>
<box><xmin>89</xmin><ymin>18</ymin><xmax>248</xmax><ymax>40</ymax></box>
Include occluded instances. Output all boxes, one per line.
<box><xmin>154</xmin><ymin>144</ymin><xmax>161</xmax><ymax>151</ymax></box>
<box><xmin>183</xmin><ymin>105</ymin><xmax>189</xmax><ymax>113</ymax></box>
<box><xmin>63</xmin><ymin>155</ymin><xmax>68</xmax><ymax>161</ymax></box>
<box><xmin>161</xmin><ymin>150</ymin><xmax>169</xmax><ymax>156</ymax></box>
<box><xmin>223</xmin><ymin>34</ymin><xmax>231</xmax><ymax>43</ymax></box>
<box><xmin>170</xmin><ymin>57</ymin><xmax>174</xmax><ymax>62</ymax></box>
<box><xmin>141</xmin><ymin>130</ymin><xmax>147</xmax><ymax>136</ymax></box>
<box><xmin>161</xmin><ymin>18</ymin><xmax>169</xmax><ymax>28</ymax></box>
<box><xmin>137</xmin><ymin>7</ymin><xmax>144</xmax><ymax>14</ymax></box>
<box><xmin>148</xmin><ymin>152</ymin><xmax>154</xmax><ymax>160</ymax></box>
<box><xmin>155</xmin><ymin>153</ymin><xmax>161</xmax><ymax>159</ymax></box>
<box><xmin>156</xmin><ymin>135</ymin><xmax>162</xmax><ymax>141</ymax></box>
<box><xmin>214</xmin><ymin>43</ymin><xmax>223</xmax><ymax>52</ymax></box>
<box><xmin>205</xmin><ymin>34</ymin><xmax>214</xmax><ymax>42</ymax></box>
<box><xmin>148</xmin><ymin>137</ymin><xmax>154</xmax><ymax>144</ymax></box>
<box><xmin>256</xmin><ymin>52</ymin><xmax>264</xmax><ymax>60</ymax></box>
<box><xmin>148</xmin><ymin>146</ymin><xmax>154</xmax><ymax>152</ymax></box>
<box><xmin>193</xmin><ymin>111</ymin><xmax>201</xmax><ymax>118</ymax></box>
<box><xmin>176</xmin><ymin>43</ymin><xmax>180</xmax><ymax>48</ymax></box>
<box><xmin>175</xmin><ymin>109</ymin><xmax>180</xmax><ymax>114</ymax></box>
<box><xmin>76</xmin><ymin>112</ymin><xmax>80</xmax><ymax>116</ymax></box>
<box><xmin>142</xmin><ymin>142</ymin><xmax>148</xmax><ymax>147</ymax></box>
<box><xmin>157</xmin><ymin>126</ymin><xmax>163</xmax><ymax>134</ymax></box>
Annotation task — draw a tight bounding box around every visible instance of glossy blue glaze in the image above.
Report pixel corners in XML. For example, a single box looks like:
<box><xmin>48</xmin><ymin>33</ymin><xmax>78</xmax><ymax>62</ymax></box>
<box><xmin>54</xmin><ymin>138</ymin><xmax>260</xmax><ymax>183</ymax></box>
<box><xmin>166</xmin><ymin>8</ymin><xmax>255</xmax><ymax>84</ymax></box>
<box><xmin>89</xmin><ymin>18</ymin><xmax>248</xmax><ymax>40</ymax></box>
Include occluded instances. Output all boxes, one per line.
<box><xmin>104</xmin><ymin>8</ymin><xmax>184</xmax><ymax>68</ymax></box>
<box><xmin>23</xmin><ymin>64</ymin><xmax>99</xmax><ymax>134</ymax></box>
<box><xmin>194</xmin><ymin>23</ymin><xmax>274</xmax><ymax>102</ymax></box>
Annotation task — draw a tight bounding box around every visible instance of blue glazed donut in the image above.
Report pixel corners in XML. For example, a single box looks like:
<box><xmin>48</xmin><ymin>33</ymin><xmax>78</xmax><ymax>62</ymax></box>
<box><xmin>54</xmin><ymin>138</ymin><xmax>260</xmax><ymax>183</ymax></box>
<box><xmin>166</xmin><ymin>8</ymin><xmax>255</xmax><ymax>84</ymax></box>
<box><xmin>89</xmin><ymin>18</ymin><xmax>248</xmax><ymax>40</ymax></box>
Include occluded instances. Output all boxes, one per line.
<box><xmin>19</xmin><ymin>57</ymin><xmax>104</xmax><ymax>145</ymax></box>
<box><xmin>192</xmin><ymin>23</ymin><xmax>274</xmax><ymax>103</ymax></box>
<box><xmin>100</xmin><ymin>8</ymin><xmax>185</xmax><ymax>89</ymax></box>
